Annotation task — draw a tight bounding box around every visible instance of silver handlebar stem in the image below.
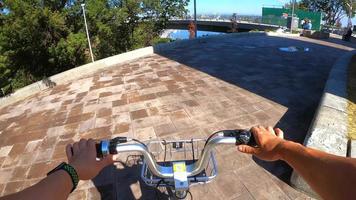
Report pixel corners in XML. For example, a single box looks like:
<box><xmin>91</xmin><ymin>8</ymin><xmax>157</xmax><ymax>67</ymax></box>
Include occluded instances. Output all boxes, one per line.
<box><xmin>188</xmin><ymin>136</ymin><xmax>235</xmax><ymax>176</ymax></box>
<box><xmin>115</xmin><ymin>136</ymin><xmax>236</xmax><ymax>178</ymax></box>
<box><xmin>115</xmin><ymin>143</ymin><xmax>173</xmax><ymax>178</ymax></box>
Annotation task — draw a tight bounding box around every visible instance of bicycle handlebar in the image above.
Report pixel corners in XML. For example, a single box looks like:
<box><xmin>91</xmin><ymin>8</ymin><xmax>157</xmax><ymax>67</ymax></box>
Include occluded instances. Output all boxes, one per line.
<box><xmin>96</xmin><ymin>129</ymin><xmax>256</xmax><ymax>178</ymax></box>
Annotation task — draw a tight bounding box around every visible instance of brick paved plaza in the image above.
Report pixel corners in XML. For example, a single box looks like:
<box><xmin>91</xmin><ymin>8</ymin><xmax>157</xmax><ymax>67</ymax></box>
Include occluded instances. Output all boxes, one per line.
<box><xmin>0</xmin><ymin>34</ymin><xmax>355</xmax><ymax>199</ymax></box>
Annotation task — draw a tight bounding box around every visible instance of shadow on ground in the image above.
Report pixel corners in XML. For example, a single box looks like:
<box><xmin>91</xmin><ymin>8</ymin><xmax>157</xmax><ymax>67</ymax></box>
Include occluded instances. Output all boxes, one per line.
<box><xmin>154</xmin><ymin>35</ymin><xmax>354</xmax><ymax>182</ymax></box>
<box><xmin>93</xmin><ymin>156</ymin><xmax>172</xmax><ymax>200</ymax></box>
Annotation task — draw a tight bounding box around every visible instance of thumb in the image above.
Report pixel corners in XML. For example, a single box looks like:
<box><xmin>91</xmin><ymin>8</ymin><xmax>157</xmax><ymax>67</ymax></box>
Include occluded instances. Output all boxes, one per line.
<box><xmin>237</xmin><ymin>145</ymin><xmax>260</xmax><ymax>155</ymax></box>
<box><xmin>274</xmin><ymin>128</ymin><xmax>284</xmax><ymax>139</ymax></box>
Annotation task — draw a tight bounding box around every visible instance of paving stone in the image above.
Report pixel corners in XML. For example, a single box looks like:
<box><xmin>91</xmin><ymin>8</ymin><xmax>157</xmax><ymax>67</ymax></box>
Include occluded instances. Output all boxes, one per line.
<box><xmin>87</xmin><ymin>187</ymin><xmax>101</xmax><ymax>200</ymax></box>
<box><xmin>46</xmin><ymin>126</ymin><xmax>65</xmax><ymax>137</ymax></box>
<box><xmin>95</xmin><ymin>116</ymin><xmax>112</xmax><ymax>128</ymax></box>
<box><xmin>9</xmin><ymin>166</ymin><xmax>30</xmax><ymax>182</ymax></box>
<box><xmin>114</xmin><ymin>123</ymin><xmax>130</xmax><ymax>134</ymax></box>
<box><xmin>3</xmin><ymin>181</ymin><xmax>24</xmax><ymax>196</ymax></box>
<box><xmin>39</xmin><ymin>136</ymin><xmax>57</xmax><ymax>150</ymax></box>
<box><xmin>81</xmin><ymin>126</ymin><xmax>112</xmax><ymax>140</ymax></box>
<box><xmin>0</xmin><ymin>184</ymin><xmax>4</xmax><ymax>196</ymax></box>
<box><xmin>16</xmin><ymin>153</ymin><xmax>33</xmax><ymax>166</ymax></box>
<box><xmin>134</xmin><ymin>127</ymin><xmax>157</xmax><ymax>141</ymax></box>
<box><xmin>112</xmin><ymin>99</ymin><xmax>127</xmax><ymax>107</ymax></box>
<box><xmin>172</xmin><ymin>118</ymin><xmax>196</xmax><ymax>131</ymax></box>
<box><xmin>235</xmin><ymin>164</ymin><xmax>290</xmax><ymax>199</ymax></box>
<box><xmin>34</xmin><ymin>148</ymin><xmax>54</xmax><ymax>163</ymax></box>
<box><xmin>169</xmin><ymin>109</ymin><xmax>189</xmax><ymax>120</ymax></box>
<box><xmin>51</xmin><ymin>144</ymin><xmax>67</xmax><ymax>161</ymax></box>
<box><xmin>68</xmin><ymin>189</ymin><xmax>87</xmax><ymax>200</ymax></box>
<box><xmin>1</xmin><ymin>155</ymin><xmax>21</xmax><ymax>168</ymax></box>
<box><xmin>0</xmin><ymin>146</ymin><xmax>13</xmax><ymax>157</ymax></box>
<box><xmin>96</xmin><ymin>107</ymin><xmax>112</xmax><ymax>118</ymax></box>
<box><xmin>0</xmin><ymin>157</ymin><xmax>5</xmax><ymax>168</ymax></box>
<box><xmin>130</xmin><ymin>109</ymin><xmax>148</xmax><ymax>120</ymax></box>
<box><xmin>66</xmin><ymin>113</ymin><xmax>95</xmax><ymax>125</ymax></box>
<box><xmin>78</xmin><ymin>118</ymin><xmax>96</xmax><ymax>133</ymax></box>
<box><xmin>0</xmin><ymin>168</ymin><xmax>13</xmax><ymax>184</ymax></box>
<box><xmin>154</xmin><ymin>123</ymin><xmax>177</xmax><ymax>136</ymax></box>
<box><xmin>147</xmin><ymin>107</ymin><xmax>159</xmax><ymax>116</ymax></box>
<box><xmin>27</xmin><ymin>161</ymin><xmax>57</xmax><ymax>179</ymax></box>
<box><xmin>24</xmin><ymin>140</ymin><xmax>41</xmax><ymax>153</ymax></box>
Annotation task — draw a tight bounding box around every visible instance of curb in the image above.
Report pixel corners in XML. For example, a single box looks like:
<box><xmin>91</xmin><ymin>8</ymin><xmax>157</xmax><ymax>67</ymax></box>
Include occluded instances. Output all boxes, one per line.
<box><xmin>0</xmin><ymin>47</ymin><xmax>154</xmax><ymax>109</ymax></box>
<box><xmin>290</xmin><ymin>50</ymin><xmax>356</xmax><ymax>197</ymax></box>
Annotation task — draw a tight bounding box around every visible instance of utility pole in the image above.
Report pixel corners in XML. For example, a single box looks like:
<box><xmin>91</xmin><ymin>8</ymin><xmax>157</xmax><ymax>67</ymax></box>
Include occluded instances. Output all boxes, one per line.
<box><xmin>194</xmin><ymin>0</ymin><xmax>197</xmax><ymax>38</ymax></box>
<box><xmin>81</xmin><ymin>4</ymin><xmax>94</xmax><ymax>63</ymax></box>
<box><xmin>290</xmin><ymin>0</ymin><xmax>295</xmax><ymax>34</ymax></box>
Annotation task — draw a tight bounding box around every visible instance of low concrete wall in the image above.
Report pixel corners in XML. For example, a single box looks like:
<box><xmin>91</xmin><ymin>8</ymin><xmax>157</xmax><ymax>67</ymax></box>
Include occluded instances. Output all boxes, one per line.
<box><xmin>0</xmin><ymin>47</ymin><xmax>154</xmax><ymax>109</ymax></box>
<box><xmin>290</xmin><ymin>50</ymin><xmax>356</xmax><ymax>197</ymax></box>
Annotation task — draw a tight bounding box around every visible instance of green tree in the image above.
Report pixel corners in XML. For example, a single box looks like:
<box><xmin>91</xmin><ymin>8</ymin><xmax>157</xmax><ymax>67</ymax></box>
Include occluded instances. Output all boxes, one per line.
<box><xmin>283</xmin><ymin>1</ymin><xmax>309</xmax><ymax>11</ymax></box>
<box><xmin>299</xmin><ymin>0</ymin><xmax>347</xmax><ymax>25</ymax></box>
<box><xmin>342</xmin><ymin>0</ymin><xmax>356</xmax><ymax>27</ymax></box>
<box><xmin>0</xmin><ymin>0</ymin><xmax>189</xmax><ymax>96</ymax></box>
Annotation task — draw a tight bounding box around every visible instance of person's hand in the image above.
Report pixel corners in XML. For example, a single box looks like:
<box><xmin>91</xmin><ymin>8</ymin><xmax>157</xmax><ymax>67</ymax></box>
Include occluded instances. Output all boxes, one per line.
<box><xmin>237</xmin><ymin>126</ymin><xmax>286</xmax><ymax>161</ymax></box>
<box><xmin>66</xmin><ymin>139</ymin><xmax>114</xmax><ymax>180</ymax></box>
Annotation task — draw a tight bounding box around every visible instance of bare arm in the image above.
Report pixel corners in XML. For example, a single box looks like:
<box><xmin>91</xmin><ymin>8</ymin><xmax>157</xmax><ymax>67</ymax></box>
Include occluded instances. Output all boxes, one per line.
<box><xmin>238</xmin><ymin>126</ymin><xmax>356</xmax><ymax>200</ymax></box>
<box><xmin>1</xmin><ymin>139</ymin><xmax>113</xmax><ymax>200</ymax></box>
<box><xmin>2</xmin><ymin>170</ymin><xmax>72</xmax><ymax>200</ymax></box>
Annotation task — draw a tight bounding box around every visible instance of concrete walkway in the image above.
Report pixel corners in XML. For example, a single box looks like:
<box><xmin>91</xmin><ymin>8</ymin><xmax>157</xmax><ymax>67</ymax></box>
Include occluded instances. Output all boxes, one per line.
<box><xmin>0</xmin><ymin>34</ymin><xmax>354</xmax><ymax>199</ymax></box>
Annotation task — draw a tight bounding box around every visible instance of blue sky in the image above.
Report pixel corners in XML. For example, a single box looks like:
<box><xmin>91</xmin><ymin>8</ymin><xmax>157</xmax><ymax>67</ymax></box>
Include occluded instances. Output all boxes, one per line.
<box><xmin>187</xmin><ymin>0</ymin><xmax>356</xmax><ymax>26</ymax></box>
<box><xmin>187</xmin><ymin>0</ymin><xmax>285</xmax><ymax>15</ymax></box>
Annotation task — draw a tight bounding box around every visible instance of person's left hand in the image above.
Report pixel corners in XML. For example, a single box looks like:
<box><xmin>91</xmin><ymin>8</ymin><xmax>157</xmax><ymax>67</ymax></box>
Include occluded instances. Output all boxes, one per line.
<box><xmin>66</xmin><ymin>139</ymin><xmax>114</xmax><ymax>180</ymax></box>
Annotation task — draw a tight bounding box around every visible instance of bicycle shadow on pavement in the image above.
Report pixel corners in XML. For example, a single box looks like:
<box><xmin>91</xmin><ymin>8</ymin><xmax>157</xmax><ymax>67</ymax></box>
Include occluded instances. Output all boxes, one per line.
<box><xmin>92</xmin><ymin>155</ymin><xmax>170</xmax><ymax>200</ymax></box>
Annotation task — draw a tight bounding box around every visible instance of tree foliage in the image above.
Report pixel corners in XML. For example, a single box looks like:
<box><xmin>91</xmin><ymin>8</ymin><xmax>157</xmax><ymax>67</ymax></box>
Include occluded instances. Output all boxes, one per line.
<box><xmin>342</xmin><ymin>0</ymin><xmax>356</xmax><ymax>26</ymax></box>
<box><xmin>0</xmin><ymin>0</ymin><xmax>189</xmax><ymax>96</ymax></box>
<box><xmin>299</xmin><ymin>0</ymin><xmax>355</xmax><ymax>26</ymax></box>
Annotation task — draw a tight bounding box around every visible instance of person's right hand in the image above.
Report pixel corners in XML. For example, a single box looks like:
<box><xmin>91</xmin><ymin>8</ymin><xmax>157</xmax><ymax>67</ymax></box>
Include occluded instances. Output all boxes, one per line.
<box><xmin>237</xmin><ymin>126</ymin><xmax>286</xmax><ymax>161</ymax></box>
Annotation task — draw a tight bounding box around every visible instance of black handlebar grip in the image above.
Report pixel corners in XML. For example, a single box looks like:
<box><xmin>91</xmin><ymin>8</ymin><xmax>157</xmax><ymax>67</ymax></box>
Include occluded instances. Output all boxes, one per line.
<box><xmin>96</xmin><ymin>142</ymin><xmax>103</xmax><ymax>158</ymax></box>
<box><xmin>246</xmin><ymin>131</ymin><xmax>257</xmax><ymax>147</ymax></box>
<box><xmin>235</xmin><ymin>130</ymin><xmax>257</xmax><ymax>147</ymax></box>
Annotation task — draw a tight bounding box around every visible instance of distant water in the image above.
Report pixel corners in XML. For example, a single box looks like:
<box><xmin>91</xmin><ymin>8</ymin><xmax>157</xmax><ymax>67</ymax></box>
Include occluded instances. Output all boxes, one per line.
<box><xmin>164</xmin><ymin>29</ymin><xmax>225</xmax><ymax>40</ymax></box>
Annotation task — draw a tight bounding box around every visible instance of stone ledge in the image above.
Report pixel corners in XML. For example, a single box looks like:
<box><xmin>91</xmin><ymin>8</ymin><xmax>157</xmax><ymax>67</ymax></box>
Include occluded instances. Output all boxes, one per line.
<box><xmin>290</xmin><ymin>50</ymin><xmax>356</xmax><ymax>197</ymax></box>
<box><xmin>0</xmin><ymin>47</ymin><xmax>154</xmax><ymax>109</ymax></box>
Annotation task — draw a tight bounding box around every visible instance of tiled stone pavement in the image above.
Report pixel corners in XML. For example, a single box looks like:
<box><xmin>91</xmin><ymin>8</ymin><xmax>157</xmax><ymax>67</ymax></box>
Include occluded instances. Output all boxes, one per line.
<box><xmin>0</xmin><ymin>34</ymin><xmax>354</xmax><ymax>199</ymax></box>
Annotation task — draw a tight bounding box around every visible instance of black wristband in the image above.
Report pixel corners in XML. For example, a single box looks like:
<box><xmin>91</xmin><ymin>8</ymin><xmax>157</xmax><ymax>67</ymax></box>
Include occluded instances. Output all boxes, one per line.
<box><xmin>47</xmin><ymin>162</ymin><xmax>79</xmax><ymax>193</ymax></box>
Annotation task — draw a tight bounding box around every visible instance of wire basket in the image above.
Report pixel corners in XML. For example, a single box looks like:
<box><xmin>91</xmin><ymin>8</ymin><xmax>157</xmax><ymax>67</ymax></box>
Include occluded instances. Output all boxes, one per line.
<box><xmin>140</xmin><ymin>138</ymin><xmax>218</xmax><ymax>187</ymax></box>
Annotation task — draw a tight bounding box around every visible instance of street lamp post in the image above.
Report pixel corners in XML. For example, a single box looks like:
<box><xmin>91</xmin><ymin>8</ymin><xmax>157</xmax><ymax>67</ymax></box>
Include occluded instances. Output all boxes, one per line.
<box><xmin>290</xmin><ymin>0</ymin><xmax>295</xmax><ymax>33</ymax></box>
<box><xmin>194</xmin><ymin>0</ymin><xmax>197</xmax><ymax>38</ymax></box>
<box><xmin>81</xmin><ymin>4</ymin><xmax>94</xmax><ymax>63</ymax></box>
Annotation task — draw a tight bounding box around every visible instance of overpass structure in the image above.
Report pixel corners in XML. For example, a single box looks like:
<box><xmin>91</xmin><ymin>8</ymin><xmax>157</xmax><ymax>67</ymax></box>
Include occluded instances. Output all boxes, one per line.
<box><xmin>167</xmin><ymin>19</ymin><xmax>281</xmax><ymax>33</ymax></box>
